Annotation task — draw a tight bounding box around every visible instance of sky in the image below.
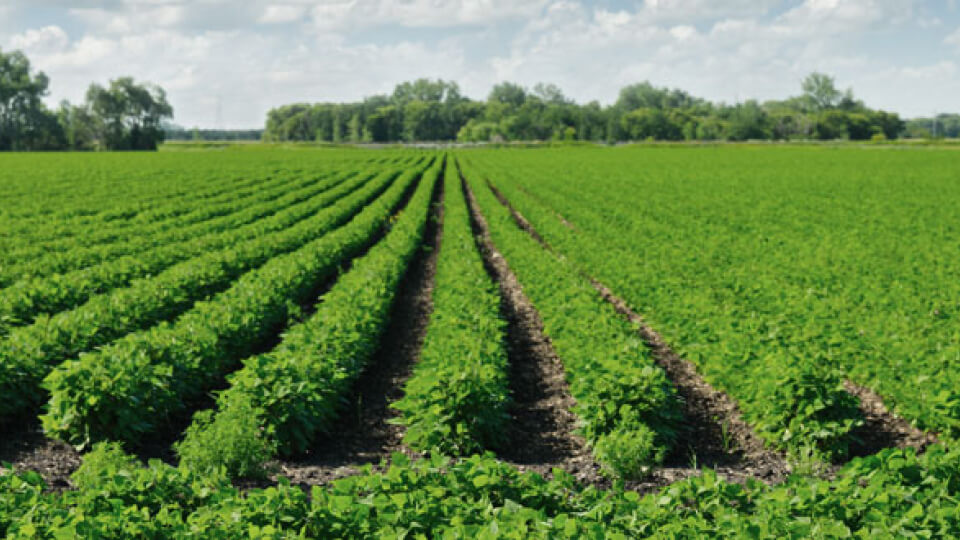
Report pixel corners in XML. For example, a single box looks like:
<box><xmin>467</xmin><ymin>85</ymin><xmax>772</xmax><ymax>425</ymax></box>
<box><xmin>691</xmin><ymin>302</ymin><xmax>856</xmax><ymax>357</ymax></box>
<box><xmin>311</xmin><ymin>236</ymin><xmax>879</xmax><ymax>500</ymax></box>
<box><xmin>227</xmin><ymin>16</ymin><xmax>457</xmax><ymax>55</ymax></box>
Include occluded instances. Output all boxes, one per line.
<box><xmin>2</xmin><ymin>0</ymin><xmax>959</xmax><ymax>128</ymax></box>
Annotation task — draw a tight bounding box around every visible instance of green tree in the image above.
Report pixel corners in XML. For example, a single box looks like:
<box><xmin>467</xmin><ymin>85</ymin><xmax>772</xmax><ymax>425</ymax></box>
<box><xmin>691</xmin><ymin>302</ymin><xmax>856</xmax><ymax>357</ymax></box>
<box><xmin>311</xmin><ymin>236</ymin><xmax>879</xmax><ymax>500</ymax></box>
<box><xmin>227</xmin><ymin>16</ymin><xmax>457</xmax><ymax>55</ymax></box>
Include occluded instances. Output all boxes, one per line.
<box><xmin>844</xmin><ymin>113</ymin><xmax>873</xmax><ymax>140</ymax></box>
<box><xmin>726</xmin><ymin>101</ymin><xmax>770</xmax><ymax>140</ymax></box>
<box><xmin>620</xmin><ymin>108</ymin><xmax>683</xmax><ymax>140</ymax></box>
<box><xmin>0</xmin><ymin>49</ymin><xmax>64</xmax><ymax>150</ymax></box>
<box><xmin>616</xmin><ymin>82</ymin><xmax>701</xmax><ymax>112</ymax></box>
<box><xmin>801</xmin><ymin>72</ymin><xmax>842</xmax><ymax>111</ymax></box>
<box><xmin>532</xmin><ymin>82</ymin><xmax>570</xmax><ymax>105</ymax></box>
<box><xmin>392</xmin><ymin>78</ymin><xmax>462</xmax><ymax>104</ymax></box>
<box><xmin>364</xmin><ymin>105</ymin><xmax>401</xmax><ymax>142</ymax></box>
<box><xmin>813</xmin><ymin>110</ymin><xmax>849</xmax><ymax>140</ymax></box>
<box><xmin>348</xmin><ymin>113</ymin><xmax>361</xmax><ymax>142</ymax></box>
<box><xmin>402</xmin><ymin>100</ymin><xmax>442</xmax><ymax>141</ymax></box>
<box><xmin>57</xmin><ymin>101</ymin><xmax>96</xmax><ymax>150</ymax></box>
<box><xmin>869</xmin><ymin>111</ymin><xmax>905</xmax><ymax>140</ymax></box>
<box><xmin>488</xmin><ymin>82</ymin><xmax>527</xmax><ymax>108</ymax></box>
<box><xmin>85</xmin><ymin>77</ymin><xmax>173</xmax><ymax>150</ymax></box>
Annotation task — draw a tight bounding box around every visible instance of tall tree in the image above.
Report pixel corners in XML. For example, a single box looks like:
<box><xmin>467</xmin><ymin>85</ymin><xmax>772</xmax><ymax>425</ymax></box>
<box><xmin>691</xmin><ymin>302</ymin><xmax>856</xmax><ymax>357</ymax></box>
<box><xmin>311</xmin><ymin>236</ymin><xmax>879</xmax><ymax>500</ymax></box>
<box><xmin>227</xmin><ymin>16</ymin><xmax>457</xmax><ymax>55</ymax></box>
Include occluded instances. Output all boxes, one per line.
<box><xmin>0</xmin><ymin>49</ymin><xmax>64</xmax><ymax>150</ymax></box>
<box><xmin>801</xmin><ymin>72</ymin><xmax>842</xmax><ymax>111</ymax></box>
<box><xmin>487</xmin><ymin>82</ymin><xmax>527</xmax><ymax>108</ymax></box>
<box><xmin>85</xmin><ymin>77</ymin><xmax>173</xmax><ymax>150</ymax></box>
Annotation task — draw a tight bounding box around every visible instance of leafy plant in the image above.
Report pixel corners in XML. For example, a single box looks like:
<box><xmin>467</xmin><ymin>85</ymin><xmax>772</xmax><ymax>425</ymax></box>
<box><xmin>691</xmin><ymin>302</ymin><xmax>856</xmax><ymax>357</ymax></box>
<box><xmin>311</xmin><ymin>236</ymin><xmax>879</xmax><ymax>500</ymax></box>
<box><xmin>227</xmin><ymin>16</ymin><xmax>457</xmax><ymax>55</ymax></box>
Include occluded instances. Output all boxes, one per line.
<box><xmin>393</xmin><ymin>158</ymin><xmax>511</xmax><ymax>455</ymax></box>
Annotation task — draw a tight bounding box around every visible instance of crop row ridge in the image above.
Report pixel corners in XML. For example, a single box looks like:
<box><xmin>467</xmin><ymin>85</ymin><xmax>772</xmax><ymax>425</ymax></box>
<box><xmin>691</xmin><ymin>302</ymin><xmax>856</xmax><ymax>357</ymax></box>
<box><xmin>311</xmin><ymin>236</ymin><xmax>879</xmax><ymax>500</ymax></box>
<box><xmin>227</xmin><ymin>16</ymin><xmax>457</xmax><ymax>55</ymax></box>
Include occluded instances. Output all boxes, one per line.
<box><xmin>458</xmin><ymin>161</ymin><xmax>603</xmax><ymax>486</ymax></box>
<box><xmin>245</xmin><ymin>160</ymin><xmax>446</xmax><ymax>490</ymax></box>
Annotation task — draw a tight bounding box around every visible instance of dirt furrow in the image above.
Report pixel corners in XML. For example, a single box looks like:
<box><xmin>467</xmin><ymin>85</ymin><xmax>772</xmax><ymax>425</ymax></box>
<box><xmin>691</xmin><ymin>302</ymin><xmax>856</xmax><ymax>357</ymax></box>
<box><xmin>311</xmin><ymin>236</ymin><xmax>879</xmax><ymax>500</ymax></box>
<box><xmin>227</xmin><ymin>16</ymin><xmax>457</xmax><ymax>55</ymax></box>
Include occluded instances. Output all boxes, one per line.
<box><xmin>844</xmin><ymin>380</ymin><xmax>939</xmax><ymax>458</ymax></box>
<box><xmin>460</xmin><ymin>166</ymin><xmax>603</xmax><ymax>486</ymax></box>
<box><xmin>485</xmin><ymin>178</ymin><xmax>792</xmax><ymax>487</ymax></box>
<box><xmin>588</xmin><ymin>280</ymin><xmax>791</xmax><ymax>485</ymax></box>
<box><xmin>261</xmin><ymin>166</ymin><xmax>445</xmax><ymax>489</ymax></box>
<box><xmin>0</xmin><ymin>424</ymin><xmax>80</xmax><ymax>492</ymax></box>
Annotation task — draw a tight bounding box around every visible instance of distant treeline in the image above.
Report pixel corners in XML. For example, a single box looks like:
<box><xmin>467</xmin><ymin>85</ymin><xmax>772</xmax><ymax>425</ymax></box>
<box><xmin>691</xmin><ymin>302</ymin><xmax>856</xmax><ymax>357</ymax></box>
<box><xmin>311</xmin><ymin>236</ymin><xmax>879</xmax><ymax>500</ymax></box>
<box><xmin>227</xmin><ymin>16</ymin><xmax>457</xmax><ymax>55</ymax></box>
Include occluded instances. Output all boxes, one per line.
<box><xmin>904</xmin><ymin>114</ymin><xmax>960</xmax><ymax>139</ymax></box>
<box><xmin>163</xmin><ymin>127</ymin><xmax>264</xmax><ymax>141</ymax></box>
<box><xmin>2</xmin><ymin>44</ymin><xmax>950</xmax><ymax>151</ymax></box>
<box><xmin>264</xmin><ymin>74</ymin><xmax>907</xmax><ymax>144</ymax></box>
<box><xmin>1</xmin><ymin>49</ymin><xmax>173</xmax><ymax>151</ymax></box>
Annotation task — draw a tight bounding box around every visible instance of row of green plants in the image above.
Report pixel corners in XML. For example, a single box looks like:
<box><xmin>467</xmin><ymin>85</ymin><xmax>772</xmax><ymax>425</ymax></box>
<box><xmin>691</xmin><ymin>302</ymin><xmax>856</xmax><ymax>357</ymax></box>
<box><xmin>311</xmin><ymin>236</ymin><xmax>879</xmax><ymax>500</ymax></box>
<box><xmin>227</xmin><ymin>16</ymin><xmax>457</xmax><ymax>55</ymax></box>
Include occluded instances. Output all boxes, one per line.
<box><xmin>6</xmin><ymin>155</ymin><xmax>392</xmax><ymax>260</ymax></box>
<box><xmin>41</xmin><ymin>160</ymin><xmax>432</xmax><ymax>448</ymax></box>
<box><xmin>0</xmin><ymin>173</ymin><xmax>278</xmax><ymax>271</ymax></box>
<box><xmin>0</xmin><ymin>161</ymin><xmax>407</xmax><ymax>424</ymax></box>
<box><xmin>0</xmin><ymin>165</ymin><xmax>326</xmax><ymax>274</ymax></box>
<box><xmin>0</xmin><ymin>156</ymin><xmax>310</xmax><ymax>250</ymax></box>
<box><xmin>468</xmin><ymin>147</ymin><xmax>952</xmax><ymax>458</ymax></box>
<box><xmin>460</xmin><ymin>158</ymin><xmax>683</xmax><ymax>479</ymax></box>
<box><xmin>177</xmin><ymin>158</ymin><xmax>441</xmax><ymax>477</ymax></box>
<box><xmin>488</xmin><ymin>163</ymin><xmax>863</xmax><ymax>458</ymax></box>
<box><xmin>0</xmin><ymin>166</ymin><xmax>375</xmax><ymax>333</ymax></box>
<box><xmin>3</xmin><ymin>441</ymin><xmax>958</xmax><ymax>537</ymax></box>
<box><xmin>0</xmin><ymin>151</ymin><xmax>388</xmax><ymax>249</ymax></box>
<box><xmin>391</xmin><ymin>158</ymin><xmax>511</xmax><ymax>455</ymax></box>
<box><xmin>0</xmin><ymin>167</ymin><xmax>353</xmax><ymax>284</ymax></box>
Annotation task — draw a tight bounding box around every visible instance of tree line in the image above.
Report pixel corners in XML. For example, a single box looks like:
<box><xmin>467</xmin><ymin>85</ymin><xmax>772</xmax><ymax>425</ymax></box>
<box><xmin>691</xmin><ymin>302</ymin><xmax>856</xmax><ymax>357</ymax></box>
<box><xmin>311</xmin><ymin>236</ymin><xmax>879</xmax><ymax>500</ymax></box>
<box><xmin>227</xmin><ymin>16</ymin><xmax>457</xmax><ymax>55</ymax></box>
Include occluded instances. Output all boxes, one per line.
<box><xmin>904</xmin><ymin>114</ymin><xmax>960</xmax><ymax>139</ymax></box>
<box><xmin>0</xmin><ymin>46</ymin><xmax>927</xmax><ymax>150</ymax></box>
<box><xmin>0</xmin><ymin>49</ymin><xmax>172</xmax><ymax>151</ymax></box>
<box><xmin>264</xmin><ymin>73</ymin><xmax>906</xmax><ymax>144</ymax></box>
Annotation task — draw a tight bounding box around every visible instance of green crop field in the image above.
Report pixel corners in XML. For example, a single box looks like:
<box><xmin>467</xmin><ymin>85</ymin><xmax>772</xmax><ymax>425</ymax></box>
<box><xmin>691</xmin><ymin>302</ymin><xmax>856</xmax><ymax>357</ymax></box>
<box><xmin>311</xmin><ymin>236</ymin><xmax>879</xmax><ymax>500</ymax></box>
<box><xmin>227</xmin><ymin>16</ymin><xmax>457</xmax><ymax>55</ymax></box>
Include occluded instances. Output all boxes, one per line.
<box><xmin>1</xmin><ymin>145</ymin><xmax>959</xmax><ymax>537</ymax></box>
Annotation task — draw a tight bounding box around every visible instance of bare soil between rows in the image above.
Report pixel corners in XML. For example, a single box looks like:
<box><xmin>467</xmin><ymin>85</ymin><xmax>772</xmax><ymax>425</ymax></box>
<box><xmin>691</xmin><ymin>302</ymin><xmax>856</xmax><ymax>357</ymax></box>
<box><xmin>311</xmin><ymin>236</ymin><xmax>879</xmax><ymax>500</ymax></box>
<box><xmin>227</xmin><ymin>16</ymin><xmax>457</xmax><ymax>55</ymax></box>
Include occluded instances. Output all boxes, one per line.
<box><xmin>844</xmin><ymin>380</ymin><xmax>939</xmax><ymax>458</ymax></box>
<box><xmin>485</xmin><ymin>178</ymin><xmax>792</xmax><ymax>489</ymax></box>
<box><xmin>460</xmin><ymin>164</ymin><xmax>604</xmax><ymax>487</ymax></box>
<box><xmin>0</xmin><ymin>166</ymin><xmax>433</xmax><ymax>492</ymax></box>
<box><xmin>0</xmin><ymin>422</ymin><xmax>81</xmax><ymax>492</ymax></box>
<box><xmin>248</xmin><ymin>163</ymin><xmax>446</xmax><ymax>490</ymax></box>
<box><xmin>486</xmin><ymin>177</ymin><xmax>945</xmax><ymax>484</ymax></box>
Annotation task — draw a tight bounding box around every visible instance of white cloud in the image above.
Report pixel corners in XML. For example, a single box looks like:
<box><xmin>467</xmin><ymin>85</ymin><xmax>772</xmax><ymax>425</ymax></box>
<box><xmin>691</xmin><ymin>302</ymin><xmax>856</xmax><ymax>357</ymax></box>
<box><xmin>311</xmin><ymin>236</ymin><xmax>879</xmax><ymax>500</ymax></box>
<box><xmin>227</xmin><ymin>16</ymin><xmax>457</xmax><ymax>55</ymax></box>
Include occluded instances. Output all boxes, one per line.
<box><xmin>775</xmin><ymin>0</ymin><xmax>919</xmax><ymax>34</ymax></box>
<box><xmin>639</xmin><ymin>0</ymin><xmax>781</xmax><ymax>22</ymax></box>
<box><xmin>900</xmin><ymin>60</ymin><xmax>957</xmax><ymax>79</ymax></box>
<box><xmin>9</xmin><ymin>26</ymin><xmax>70</xmax><ymax>54</ymax></box>
<box><xmin>69</xmin><ymin>5</ymin><xmax>185</xmax><ymax>34</ymax></box>
<box><xmin>946</xmin><ymin>26</ymin><xmax>960</xmax><ymax>46</ymax></box>
<box><xmin>259</xmin><ymin>4</ymin><xmax>308</xmax><ymax>24</ymax></box>
<box><xmin>311</xmin><ymin>0</ymin><xmax>549</xmax><ymax>30</ymax></box>
<box><xmin>669</xmin><ymin>24</ymin><xmax>696</xmax><ymax>40</ymax></box>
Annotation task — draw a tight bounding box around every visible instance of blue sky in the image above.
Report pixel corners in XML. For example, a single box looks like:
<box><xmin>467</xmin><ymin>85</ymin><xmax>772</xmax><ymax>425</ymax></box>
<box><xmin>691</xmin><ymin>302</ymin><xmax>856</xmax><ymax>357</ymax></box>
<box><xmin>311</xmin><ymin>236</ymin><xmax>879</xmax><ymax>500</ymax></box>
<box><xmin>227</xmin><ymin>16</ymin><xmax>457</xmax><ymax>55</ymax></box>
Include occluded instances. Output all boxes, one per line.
<box><xmin>2</xmin><ymin>0</ymin><xmax>959</xmax><ymax>128</ymax></box>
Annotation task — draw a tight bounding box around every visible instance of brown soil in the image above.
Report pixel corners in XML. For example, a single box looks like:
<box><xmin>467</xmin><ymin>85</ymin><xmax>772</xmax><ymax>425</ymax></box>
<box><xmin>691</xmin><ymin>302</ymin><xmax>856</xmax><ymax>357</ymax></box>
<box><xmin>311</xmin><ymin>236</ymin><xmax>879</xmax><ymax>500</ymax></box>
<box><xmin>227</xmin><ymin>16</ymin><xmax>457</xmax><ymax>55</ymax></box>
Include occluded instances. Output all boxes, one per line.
<box><xmin>485</xmin><ymin>177</ymin><xmax>792</xmax><ymax>489</ymax></box>
<box><xmin>460</xmin><ymin>165</ymin><xmax>604</xmax><ymax>486</ymax></box>
<box><xmin>845</xmin><ymin>380</ymin><xmax>939</xmax><ymax>458</ymax></box>
<box><xmin>590</xmin><ymin>280</ymin><xmax>791</xmax><ymax>486</ymax></box>
<box><xmin>487</xmin><ymin>181</ymin><xmax>548</xmax><ymax>247</ymax></box>
<box><xmin>0</xmin><ymin>422</ymin><xmax>81</xmax><ymax>492</ymax></box>
<box><xmin>253</xmin><ymin>167</ymin><xmax>445</xmax><ymax>490</ymax></box>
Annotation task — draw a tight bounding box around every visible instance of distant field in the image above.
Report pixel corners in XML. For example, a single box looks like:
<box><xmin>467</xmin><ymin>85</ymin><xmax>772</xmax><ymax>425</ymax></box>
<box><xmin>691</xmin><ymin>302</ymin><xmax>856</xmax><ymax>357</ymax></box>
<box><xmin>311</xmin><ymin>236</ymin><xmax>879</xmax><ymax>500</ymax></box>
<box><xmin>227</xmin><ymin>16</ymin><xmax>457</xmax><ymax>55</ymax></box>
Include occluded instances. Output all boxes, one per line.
<box><xmin>1</xmin><ymin>145</ymin><xmax>958</xmax><ymax>537</ymax></box>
